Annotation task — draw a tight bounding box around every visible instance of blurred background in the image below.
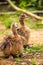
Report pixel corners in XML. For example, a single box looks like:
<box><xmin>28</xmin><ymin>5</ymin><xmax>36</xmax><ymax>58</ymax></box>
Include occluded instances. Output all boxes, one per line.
<box><xmin>0</xmin><ymin>0</ymin><xmax>43</xmax><ymax>11</ymax></box>
<box><xmin>0</xmin><ymin>0</ymin><xmax>43</xmax><ymax>41</ymax></box>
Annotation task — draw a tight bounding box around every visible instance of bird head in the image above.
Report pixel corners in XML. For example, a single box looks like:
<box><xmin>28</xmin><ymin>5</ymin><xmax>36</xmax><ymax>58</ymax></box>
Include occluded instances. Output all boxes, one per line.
<box><xmin>20</xmin><ymin>14</ymin><xmax>28</xmax><ymax>20</ymax></box>
<box><xmin>19</xmin><ymin>14</ymin><xmax>28</xmax><ymax>26</ymax></box>
<box><xmin>12</xmin><ymin>23</ymin><xmax>18</xmax><ymax>34</ymax></box>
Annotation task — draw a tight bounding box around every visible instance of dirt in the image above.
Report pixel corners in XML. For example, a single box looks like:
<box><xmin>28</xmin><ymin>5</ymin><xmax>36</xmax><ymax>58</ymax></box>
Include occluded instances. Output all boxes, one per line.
<box><xmin>0</xmin><ymin>53</ymin><xmax>43</xmax><ymax>65</ymax></box>
<box><xmin>29</xmin><ymin>29</ymin><xmax>43</xmax><ymax>45</ymax></box>
<box><xmin>0</xmin><ymin>25</ymin><xmax>6</xmax><ymax>30</ymax></box>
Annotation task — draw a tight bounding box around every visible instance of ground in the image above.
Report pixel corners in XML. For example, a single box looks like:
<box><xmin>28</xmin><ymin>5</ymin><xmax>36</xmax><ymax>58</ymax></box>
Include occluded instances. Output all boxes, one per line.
<box><xmin>0</xmin><ymin>53</ymin><xmax>43</xmax><ymax>65</ymax></box>
<box><xmin>29</xmin><ymin>29</ymin><xmax>43</xmax><ymax>45</ymax></box>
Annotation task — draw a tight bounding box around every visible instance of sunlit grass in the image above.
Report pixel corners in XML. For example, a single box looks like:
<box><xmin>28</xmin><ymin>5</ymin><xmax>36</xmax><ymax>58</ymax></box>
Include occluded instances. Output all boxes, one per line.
<box><xmin>0</xmin><ymin>29</ymin><xmax>11</xmax><ymax>36</ymax></box>
<box><xmin>31</xmin><ymin>57</ymin><xmax>38</xmax><ymax>65</ymax></box>
<box><xmin>15</xmin><ymin>57</ymin><xmax>22</xmax><ymax>62</ymax></box>
<box><xmin>24</xmin><ymin>44</ymin><xmax>43</xmax><ymax>53</ymax></box>
<box><xmin>0</xmin><ymin>13</ymin><xmax>43</xmax><ymax>30</ymax></box>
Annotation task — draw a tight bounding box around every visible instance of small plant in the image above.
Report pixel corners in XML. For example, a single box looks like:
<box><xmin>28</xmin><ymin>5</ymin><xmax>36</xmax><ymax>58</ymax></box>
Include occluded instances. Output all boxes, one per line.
<box><xmin>31</xmin><ymin>58</ymin><xmax>38</xmax><ymax>65</ymax></box>
<box><xmin>15</xmin><ymin>58</ymin><xmax>21</xmax><ymax>62</ymax></box>
<box><xmin>24</xmin><ymin>44</ymin><xmax>43</xmax><ymax>53</ymax></box>
<box><xmin>3</xmin><ymin>19</ymin><xmax>12</xmax><ymax>28</ymax></box>
<box><xmin>24</xmin><ymin>47</ymin><xmax>31</xmax><ymax>53</ymax></box>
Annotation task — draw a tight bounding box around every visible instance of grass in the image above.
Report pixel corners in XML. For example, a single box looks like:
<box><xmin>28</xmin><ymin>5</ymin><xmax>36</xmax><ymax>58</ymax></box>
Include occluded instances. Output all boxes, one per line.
<box><xmin>9</xmin><ymin>44</ymin><xmax>43</xmax><ymax>62</ymax></box>
<box><xmin>31</xmin><ymin>58</ymin><xmax>38</xmax><ymax>65</ymax></box>
<box><xmin>0</xmin><ymin>29</ymin><xmax>10</xmax><ymax>35</ymax></box>
<box><xmin>15</xmin><ymin>57</ymin><xmax>22</xmax><ymax>62</ymax></box>
<box><xmin>0</xmin><ymin>12</ymin><xmax>43</xmax><ymax>29</ymax></box>
<box><xmin>24</xmin><ymin>44</ymin><xmax>43</xmax><ymax>53</ymax></box>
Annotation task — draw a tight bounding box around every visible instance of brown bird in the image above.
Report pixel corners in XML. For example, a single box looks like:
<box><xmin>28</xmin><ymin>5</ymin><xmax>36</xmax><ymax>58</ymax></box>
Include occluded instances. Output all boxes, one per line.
<box><xmin>17</xmin><ymin>14</ymin><xmax>30</xmax><ymax>48</ymax></box>
<box><xmin>1</xmin><ymin>23</ymin><xmax>24</xmax><ymax>58</ymax></box>
<box><xmin>11</xmin><ymin>23</ymin><xmax>24</xmax><ymax>57</ymax></box>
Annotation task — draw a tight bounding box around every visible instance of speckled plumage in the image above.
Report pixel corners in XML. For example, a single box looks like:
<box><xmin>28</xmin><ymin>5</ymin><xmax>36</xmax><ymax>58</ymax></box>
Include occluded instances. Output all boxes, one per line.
<box><xmin>1</xmin><ymin>23</ymin><xmax>24</xmax><ymax>57</ymax></box>
<box><xmin>17</xmin><ymin>14</ymin><xmax>30</xmax><ymax>46</ymax></box>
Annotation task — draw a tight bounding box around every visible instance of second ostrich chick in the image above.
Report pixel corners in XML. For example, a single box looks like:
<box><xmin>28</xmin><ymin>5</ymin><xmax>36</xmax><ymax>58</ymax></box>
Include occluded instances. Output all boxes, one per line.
<box><xmin>17</xmin><ymin>14</ymin><xmax>30</xmax><ymax>48</ymax></box>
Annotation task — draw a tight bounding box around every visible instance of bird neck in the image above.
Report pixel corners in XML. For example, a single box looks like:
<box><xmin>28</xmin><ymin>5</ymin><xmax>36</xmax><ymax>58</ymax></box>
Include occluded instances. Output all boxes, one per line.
<box><xmin>21</xmin><ymin>25</ymin><xmax>25</xmax><ymax>31</ymax></box>
<box><xmin>20</xmin><ymin>19</ymin><xmax>26</xmax><ymax>32</ymax></box>
<box><xmin>13</xmin><ymin>33</ymin><xmax>21</xmax><ymax>41</ymax></box>
<box><xmin>12</xmin><ymin>29</ymin><xmax>19</xmax><ymax>38</ymax></box>
<box><xmin>19</xmin><ymin>18</ymin><xmax>25</xmax><ymax>26</ymax></box>
<box><xmin>13</xmin><ymin>31</ymin><xmax>18</xmax><ymax>36</ymax></box>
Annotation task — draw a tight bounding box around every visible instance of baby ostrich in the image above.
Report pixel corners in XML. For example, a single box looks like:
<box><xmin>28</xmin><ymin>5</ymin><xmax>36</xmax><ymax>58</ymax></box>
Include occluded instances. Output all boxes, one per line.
<box><xmin>1</xmin><ymin>23</ymin><xmax>24</xmax><ymax>58</ymax></box>
<box><xmin>11</xmin><ymin>23</ymin><xmax>24</xmax><ymax>57</ymax></box>
<box><xmin>17</xmin><ymin>14</ymin><xmax>30</xmax><ymax>48</ymax></box>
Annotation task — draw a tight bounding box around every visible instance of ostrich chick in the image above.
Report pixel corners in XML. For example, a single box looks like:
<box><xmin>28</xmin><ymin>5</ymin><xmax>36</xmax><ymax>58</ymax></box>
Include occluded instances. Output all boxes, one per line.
<box><xmin>1</xmin><ymin>23</ymin><xmax>24</xmax><ymax>58</ymax></box>
<box><xmin>17</xmin><ymin>14</ymin><xmax>30</xmax><ymax>48</ymax></box>
<box><xmin>10</xmin><ymin>23</ymin><xmax>24</xmax><ymax>57</ymax></box>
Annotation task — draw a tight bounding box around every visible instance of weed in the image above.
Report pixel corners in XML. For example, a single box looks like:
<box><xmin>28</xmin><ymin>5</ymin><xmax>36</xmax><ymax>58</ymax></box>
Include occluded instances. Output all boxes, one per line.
<box><xmin>15</xmin><ymin>58</ymin><xmax>21</xmax><ymax>62</ymax></box>
<box><xmin>31</xmin><ymin>58</ymin><xmax>38</xmax><ymax>65</ymax></box>
<box><xmin>24</xmin><ymin>45</ymin><xmax>43</xmax><ymax>53</ymax></box>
